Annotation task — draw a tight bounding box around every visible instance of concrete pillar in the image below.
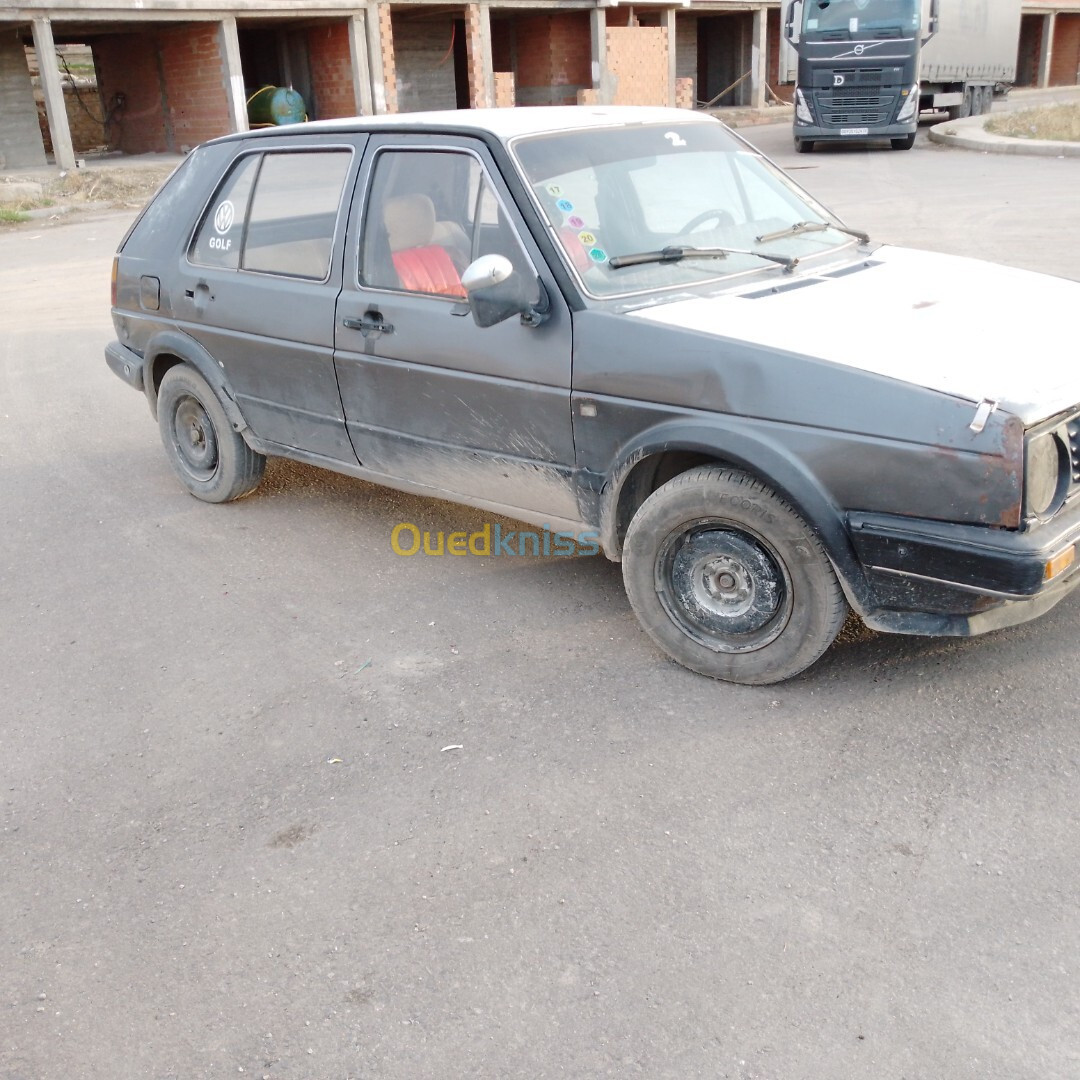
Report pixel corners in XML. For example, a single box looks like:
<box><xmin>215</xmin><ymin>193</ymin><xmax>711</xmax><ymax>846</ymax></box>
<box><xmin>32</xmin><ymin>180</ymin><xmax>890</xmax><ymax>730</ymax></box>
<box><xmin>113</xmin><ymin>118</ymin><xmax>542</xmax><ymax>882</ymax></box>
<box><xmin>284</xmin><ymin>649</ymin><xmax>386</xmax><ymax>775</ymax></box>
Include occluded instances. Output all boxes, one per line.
<box><xmin>750</xmin><ymin>5</ymin><xmax>767</xmax><ymax>109</ymax></box>
<box><xmin>1039</xmin><ymin>12</ymin><xmax>1056</xmax><ymax>88</ymax></box>
<box><xmin>218</xmin><ymin>17</ymin><xmax>248</xmax><ymax>133</ymax></box>
<box><xmin>366</xmin><ymin>2</ymin><xmax>397</xmax><ymax>114</ymax></box>
<box><xmin>348</xmin><ymin>12</ymin><xmax>374</xmax><ymax>115</ymax></box>
<box><xmin>591</xmin><ymin>6</ymin><xmax>611</xmax><ymax>104</ymax></box>
<box><xmin>466</xmin><ymin>4</ymin><xmax>495</xmax><ymax>109</ymax></box>
<box><xmin>31</xmin><ymin>18</ymin><xmax>76</xmax><ymax>170</ymax></box>
<box><xmin>0</xmin><ymin>31</ymin><xmax>47</xmax><ymax>168</ymax></box>
<box><xmin>664</xmin><ymin>8</ymin><xmax>678</xmax><ymax>107</ymax></box>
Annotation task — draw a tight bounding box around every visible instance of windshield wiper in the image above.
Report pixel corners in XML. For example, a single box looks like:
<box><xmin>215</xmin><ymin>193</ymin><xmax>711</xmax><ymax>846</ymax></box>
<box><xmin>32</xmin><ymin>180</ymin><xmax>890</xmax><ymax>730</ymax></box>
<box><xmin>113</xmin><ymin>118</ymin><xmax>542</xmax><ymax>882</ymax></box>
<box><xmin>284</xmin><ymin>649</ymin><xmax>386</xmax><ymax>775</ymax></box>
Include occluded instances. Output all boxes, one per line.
<box><xmin>607</xmin><ymin>245</ymin><xmax>798</xmax><ymax>273</ymax></box>
<box><xmin>756</xmin><ymin>220</ymin><xmax>870</xmax><ymax>245</ymax></box>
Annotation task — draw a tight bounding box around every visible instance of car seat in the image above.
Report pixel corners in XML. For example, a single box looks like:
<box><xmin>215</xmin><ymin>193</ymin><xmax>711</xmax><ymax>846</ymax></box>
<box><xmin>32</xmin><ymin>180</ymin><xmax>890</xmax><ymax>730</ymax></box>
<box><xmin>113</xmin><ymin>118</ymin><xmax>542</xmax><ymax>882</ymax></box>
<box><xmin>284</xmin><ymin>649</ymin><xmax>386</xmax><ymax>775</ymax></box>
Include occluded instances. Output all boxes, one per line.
<box><xmin>383</xmin><ymin>194</ymin><xmax>467</xmax><ymax>299</ymax></box>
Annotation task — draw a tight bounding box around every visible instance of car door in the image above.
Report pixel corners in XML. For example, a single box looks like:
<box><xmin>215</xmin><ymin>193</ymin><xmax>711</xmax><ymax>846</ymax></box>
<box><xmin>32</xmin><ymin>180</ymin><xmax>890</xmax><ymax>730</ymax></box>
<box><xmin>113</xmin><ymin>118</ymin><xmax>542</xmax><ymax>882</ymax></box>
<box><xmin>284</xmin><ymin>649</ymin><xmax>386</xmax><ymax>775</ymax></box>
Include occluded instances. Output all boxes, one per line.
<box><xmin>333</xmin><ymin>135</ymin><xmax>577</xmax><ymax>520</ymax></box>
<box><xmin>176</xmin><ymin>134</ymin><xmax>368</xmax><ymax>461</ymax></box>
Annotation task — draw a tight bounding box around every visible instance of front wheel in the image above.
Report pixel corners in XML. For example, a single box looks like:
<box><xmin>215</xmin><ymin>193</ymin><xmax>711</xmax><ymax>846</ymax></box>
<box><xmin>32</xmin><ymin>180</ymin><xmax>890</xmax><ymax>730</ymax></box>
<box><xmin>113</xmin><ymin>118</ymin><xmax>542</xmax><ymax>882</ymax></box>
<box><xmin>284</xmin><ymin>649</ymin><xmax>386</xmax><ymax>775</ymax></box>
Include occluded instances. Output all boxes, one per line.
<box><xmin>891</xmin><ymin>133</ymin><xmax>916</xmax><ymax>151</ymax></box>
<box><xmin>794</xmin><ymin>139</ymin><xmax>815</xmax><ymax>154</ymax></box>
<box><xmin>157</xmin><ymin>365</ymin><xmax>265</xmax><ymax>503</ymax></box>
<box><xmin>622</xmin><ymin>467</ymin><xmax>847</xmax><ymax>685</ymax></box>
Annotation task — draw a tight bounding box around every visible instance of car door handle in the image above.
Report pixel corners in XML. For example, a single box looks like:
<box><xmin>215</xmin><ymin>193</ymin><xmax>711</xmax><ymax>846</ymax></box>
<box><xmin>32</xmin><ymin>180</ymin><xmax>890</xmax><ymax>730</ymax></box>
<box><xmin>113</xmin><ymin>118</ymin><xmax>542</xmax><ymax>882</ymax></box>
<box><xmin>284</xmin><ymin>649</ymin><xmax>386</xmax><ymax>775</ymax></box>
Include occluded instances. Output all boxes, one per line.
<box><xmin>342</xmin><ymin>314</ymin><xmax>394</xmax><ymax>337</ymax></box>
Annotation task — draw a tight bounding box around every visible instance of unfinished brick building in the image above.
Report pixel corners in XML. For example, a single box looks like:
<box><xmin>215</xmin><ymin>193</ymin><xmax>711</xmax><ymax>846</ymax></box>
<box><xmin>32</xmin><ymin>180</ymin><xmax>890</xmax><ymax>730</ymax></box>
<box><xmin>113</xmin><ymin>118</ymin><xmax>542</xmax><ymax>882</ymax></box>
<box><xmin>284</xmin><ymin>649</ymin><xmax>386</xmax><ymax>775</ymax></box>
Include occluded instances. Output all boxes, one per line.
<box><xmin>1</xmin><ymin>0</ymin><xmax>795</xmax><ymax>169</ymax></box>
<box><xmin>3</xmin><ymin>0</ymin><xmax>1076</xmax><ymax>171</ymax></box>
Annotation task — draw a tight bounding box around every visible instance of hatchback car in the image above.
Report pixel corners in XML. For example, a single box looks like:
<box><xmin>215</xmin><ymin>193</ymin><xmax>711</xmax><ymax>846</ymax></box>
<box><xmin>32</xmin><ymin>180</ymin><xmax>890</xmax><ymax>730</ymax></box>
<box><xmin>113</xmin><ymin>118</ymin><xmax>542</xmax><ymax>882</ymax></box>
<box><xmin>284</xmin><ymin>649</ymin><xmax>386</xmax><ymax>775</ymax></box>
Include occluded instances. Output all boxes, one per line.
<box><xmin>107</xmin><ymin>106</ymin><xmax>1080</xmax><ymax>684</ymax></box>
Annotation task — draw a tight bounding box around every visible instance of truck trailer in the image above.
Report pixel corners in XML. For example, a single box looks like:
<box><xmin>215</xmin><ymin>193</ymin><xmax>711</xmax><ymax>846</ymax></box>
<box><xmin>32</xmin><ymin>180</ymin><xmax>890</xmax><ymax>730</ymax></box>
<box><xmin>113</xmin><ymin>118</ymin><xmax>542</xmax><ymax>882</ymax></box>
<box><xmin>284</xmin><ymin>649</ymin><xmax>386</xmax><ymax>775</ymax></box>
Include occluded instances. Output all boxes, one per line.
<box><xmin>784</xmin><ymin>0</ymin><xmax>1022</xmax><ymax>152</ymax></box>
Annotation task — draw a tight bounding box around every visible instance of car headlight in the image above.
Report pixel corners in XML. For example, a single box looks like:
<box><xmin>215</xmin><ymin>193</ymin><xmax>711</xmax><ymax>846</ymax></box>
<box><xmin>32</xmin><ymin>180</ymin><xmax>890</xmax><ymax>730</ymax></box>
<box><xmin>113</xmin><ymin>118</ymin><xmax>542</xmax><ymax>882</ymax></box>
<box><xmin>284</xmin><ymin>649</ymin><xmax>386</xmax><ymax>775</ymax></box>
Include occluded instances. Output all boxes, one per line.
<box><xmin>896</xmin><ymin>84</ymin><xmax>920</xmax><ymax>123</ymax></box>
<box><xmin>1026</xmin><ymin>432</ymin><xmax>1068</xmax><ymax>518</ymax></box>
<box><xmin>795</xmin><ymin>89</ymin><xmax>813</xmax><ymax>125</ymax></box>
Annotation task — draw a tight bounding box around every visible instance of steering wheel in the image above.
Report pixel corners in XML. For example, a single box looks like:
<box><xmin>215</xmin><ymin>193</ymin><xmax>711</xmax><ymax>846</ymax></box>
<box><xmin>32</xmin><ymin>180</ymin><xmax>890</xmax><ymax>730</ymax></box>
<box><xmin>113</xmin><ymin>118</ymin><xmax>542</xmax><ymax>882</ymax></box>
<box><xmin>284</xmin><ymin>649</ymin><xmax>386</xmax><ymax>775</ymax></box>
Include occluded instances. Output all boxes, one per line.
<box><xmin>678</xmin><ymin>208</ymin><xmax>735</xmax><ymax>234</ymax></box>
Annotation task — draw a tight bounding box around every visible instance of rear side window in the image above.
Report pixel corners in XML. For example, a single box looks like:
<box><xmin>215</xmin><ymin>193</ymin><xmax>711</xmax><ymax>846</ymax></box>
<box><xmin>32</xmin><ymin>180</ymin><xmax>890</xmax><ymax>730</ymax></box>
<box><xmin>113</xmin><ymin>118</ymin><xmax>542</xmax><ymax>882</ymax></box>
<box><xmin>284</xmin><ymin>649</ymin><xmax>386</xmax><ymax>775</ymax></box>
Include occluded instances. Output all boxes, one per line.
<box><xmin>190</xmin><ymin>149</ymin><xmax>351</xmax><ymax>280</ymax></box>
<box><xmin>190</xmin><ymin>154</ymin><xmax>258</xmax><ymax>270</ymax></box>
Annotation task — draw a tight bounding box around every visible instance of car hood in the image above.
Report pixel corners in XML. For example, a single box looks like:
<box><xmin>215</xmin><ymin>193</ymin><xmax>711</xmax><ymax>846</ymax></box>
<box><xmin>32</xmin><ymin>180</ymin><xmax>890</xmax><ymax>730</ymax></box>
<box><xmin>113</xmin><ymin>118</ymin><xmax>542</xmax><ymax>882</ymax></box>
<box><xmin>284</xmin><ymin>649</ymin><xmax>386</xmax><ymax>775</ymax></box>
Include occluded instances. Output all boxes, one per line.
<box><xmin>628</xmin><ymin>245</ymin><xmax>1079</xmax><ymax>427</ymax></box>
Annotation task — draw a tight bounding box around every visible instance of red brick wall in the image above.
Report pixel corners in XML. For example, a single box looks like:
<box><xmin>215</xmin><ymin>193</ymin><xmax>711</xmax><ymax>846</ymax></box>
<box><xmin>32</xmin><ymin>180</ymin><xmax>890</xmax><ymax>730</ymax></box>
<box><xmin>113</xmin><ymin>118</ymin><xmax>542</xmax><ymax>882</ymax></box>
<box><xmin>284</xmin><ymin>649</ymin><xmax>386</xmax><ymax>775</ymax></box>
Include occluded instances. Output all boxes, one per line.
<box><xmin>94</xmin><ymin>33</ymin><xmax>169</xmax><ymax>154</ymax></box>
<box><xmin>1050</xmin><ymin>14</ymin><xmax>1080</xmax><ymax>86</ymax></box>
<box><xmin>494</xmin><ymin>71</ymin><xmax>515</xmax><ymax>108</ymax></box>
<box><xmin>158</xmin><ymin>23</ymin><xmax>230</xmax><ymax>150</ymax></box>
<box><xmin>95</xmin><ymin>24</ymin><xmax>231</xmax><ymax>153</ymax></box>
<box><xmin>308</xmin><ymin>21</ymin><xmax>357</xmax><ymax>118</ymax></box>
<box><xmin>377</xmin><ymin>4</ymin><xmax>398</xmax><ymax>113</ymax></box>
<box><xmin>514</xmin><ymin>12</ymin><xmax>592</xmax><ymax>106</ymax></box>
<box><xmin>36</xmin><ymin>84</ymin><xmax>107</xmax><ymax>155</ymax></box>
<box><xmin>606</xmin><ymin>26</ymin><xmax>667</xmax><ymax>106</ymax></box>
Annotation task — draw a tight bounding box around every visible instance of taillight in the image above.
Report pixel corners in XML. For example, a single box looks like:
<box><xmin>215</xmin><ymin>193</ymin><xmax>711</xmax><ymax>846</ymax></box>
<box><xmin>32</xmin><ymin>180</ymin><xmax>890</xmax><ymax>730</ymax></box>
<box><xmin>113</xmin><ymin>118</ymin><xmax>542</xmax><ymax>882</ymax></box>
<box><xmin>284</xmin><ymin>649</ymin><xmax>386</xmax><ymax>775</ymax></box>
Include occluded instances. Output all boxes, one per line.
<box><xmin>110</xmin><ymin>256</ymin><xmax>118</xmax><ymax>308</ymax></box>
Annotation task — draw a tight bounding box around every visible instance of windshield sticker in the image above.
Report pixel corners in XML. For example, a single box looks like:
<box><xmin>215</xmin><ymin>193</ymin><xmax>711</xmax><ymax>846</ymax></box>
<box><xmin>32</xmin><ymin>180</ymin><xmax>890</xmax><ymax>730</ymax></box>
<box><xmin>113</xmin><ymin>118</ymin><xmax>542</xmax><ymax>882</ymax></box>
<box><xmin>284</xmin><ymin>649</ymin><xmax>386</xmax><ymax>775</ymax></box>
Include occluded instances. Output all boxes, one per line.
<box><xmin>213</xmin><ymin>200</ymin><xmax>235</xmax><ymax>235</ymax></box>
<box><xmin>578</xmin><ymin>231</ymin><xmax>596</xmax><ymax>246</ymax></box>
<box><xmin>664</xmin><ymin>131</ymin><xmax>688</xmax><ymax>148</ymax></box>
<box><xmin>546</xmin><ymin>185</ymin><xmax>562</xmax><ymax>196</ymax></box>
<box><xmin>556</xmin><ymin>198</ymin><xmax>574</xmax><ymax>213</ymax></box>
<box><xmin>589</xmin><ymin>248</ymin><xmax>608</xmax><ymax>263</ymax></box>
<box><xmin>849</xmin><ymin>17</ymin><xmax>858</xmax><ymax>32</ymax></box>
<box><xmin>567</xmin><ymin>215</ymin><xmax>584</xmax><ymax>229</ymax></box>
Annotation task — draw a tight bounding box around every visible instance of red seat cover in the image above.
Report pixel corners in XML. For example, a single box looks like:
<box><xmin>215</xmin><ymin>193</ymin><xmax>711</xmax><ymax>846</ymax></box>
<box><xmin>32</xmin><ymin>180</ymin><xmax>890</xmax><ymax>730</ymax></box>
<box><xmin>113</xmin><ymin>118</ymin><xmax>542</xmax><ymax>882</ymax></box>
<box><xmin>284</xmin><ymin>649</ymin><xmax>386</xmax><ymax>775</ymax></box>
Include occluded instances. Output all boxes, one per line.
<box><xmin>392</xmin><ymin>246</ymin><xmax>466</xmax><ymax>299</ymax></box>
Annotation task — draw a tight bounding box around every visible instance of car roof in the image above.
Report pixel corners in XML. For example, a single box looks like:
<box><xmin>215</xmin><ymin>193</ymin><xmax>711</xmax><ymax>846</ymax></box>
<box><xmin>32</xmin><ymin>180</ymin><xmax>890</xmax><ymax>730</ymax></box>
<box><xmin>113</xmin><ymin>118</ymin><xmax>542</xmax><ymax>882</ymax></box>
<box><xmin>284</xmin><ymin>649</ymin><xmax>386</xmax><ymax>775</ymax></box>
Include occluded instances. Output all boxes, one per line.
<box><xmin>220</xmin><ymin>106</ymin><xmax>721</xmax><ymax>145</ymax></box>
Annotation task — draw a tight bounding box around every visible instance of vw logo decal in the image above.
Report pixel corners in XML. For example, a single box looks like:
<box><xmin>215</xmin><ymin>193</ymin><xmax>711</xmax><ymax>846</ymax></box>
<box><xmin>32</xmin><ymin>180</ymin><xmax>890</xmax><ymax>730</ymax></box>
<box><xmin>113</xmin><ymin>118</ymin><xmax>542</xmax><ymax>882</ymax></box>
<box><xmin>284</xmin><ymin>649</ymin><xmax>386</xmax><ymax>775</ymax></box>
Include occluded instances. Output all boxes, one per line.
<box><xmin>213</xmin><ymin>200</ymin><xmax>235</xmax><ymax>235</ymax></box>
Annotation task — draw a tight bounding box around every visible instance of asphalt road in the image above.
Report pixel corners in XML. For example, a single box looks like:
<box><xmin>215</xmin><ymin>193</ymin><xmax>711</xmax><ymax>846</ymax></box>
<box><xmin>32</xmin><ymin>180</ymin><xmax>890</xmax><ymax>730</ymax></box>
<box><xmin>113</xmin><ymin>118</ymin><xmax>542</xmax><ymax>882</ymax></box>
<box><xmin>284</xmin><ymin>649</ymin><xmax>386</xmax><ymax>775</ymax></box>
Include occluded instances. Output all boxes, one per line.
<box><xmin>3</xmin><ymin>120</ymin><xmax>1080</xmax><ymax>1080</ymax></box>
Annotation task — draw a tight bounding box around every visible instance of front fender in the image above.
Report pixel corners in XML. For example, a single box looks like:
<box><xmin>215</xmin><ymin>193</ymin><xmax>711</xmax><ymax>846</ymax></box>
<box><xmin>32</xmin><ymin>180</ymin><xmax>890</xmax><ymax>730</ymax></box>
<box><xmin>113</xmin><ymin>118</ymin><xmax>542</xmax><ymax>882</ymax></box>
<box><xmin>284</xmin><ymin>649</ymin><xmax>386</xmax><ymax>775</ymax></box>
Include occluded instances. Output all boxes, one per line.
<box><xmin>597</xmin><ymin>418</ymin><xmax>871</xmax><ymax>608</ymax></box>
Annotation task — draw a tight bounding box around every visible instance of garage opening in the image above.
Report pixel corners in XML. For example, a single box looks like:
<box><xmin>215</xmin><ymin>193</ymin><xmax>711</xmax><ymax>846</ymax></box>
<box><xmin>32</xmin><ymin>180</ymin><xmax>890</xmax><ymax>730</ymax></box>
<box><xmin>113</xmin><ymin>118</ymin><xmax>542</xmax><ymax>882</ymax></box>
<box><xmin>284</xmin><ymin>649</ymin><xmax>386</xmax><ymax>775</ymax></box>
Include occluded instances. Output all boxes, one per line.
<box><xmin>697</xmin><ymin>12</ymin><xmax>754</xmax><ymax>108</ymax></box>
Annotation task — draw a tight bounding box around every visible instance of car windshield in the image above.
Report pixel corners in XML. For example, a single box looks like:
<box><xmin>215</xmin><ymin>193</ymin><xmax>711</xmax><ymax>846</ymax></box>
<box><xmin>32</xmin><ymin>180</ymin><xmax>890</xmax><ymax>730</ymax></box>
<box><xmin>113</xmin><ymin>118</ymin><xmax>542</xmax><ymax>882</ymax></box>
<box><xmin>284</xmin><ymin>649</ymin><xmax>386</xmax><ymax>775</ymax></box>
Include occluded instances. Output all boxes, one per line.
<box><xmin>801</xmin><ymin>0</ymin><xmax>920</xmax><ymax>39</ymax></box>
<box><xmin>512</xmin><ymin>121</ymin><xmax>855</xmax><ymax>299</ymax></box>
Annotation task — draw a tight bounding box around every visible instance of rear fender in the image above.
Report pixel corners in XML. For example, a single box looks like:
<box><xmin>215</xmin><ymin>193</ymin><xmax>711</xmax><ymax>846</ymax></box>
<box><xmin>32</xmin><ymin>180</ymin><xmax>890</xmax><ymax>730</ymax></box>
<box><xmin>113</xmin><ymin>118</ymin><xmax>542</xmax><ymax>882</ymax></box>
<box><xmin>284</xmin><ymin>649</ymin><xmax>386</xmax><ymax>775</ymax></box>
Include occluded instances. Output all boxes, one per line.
<box><xmin>143</xmin><ymin>329</ymin><xmax>249</xmax><ymax>436</ymax></box>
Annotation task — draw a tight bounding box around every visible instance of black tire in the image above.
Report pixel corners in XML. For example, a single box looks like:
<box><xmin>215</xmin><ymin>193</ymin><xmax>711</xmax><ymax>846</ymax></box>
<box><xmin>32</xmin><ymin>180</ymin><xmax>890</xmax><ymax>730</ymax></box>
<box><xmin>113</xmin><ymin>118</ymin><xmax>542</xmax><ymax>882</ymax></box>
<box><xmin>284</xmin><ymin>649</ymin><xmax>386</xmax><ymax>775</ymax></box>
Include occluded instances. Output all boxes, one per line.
<box><xmin>891</xmin><ymin>133</ymin><xmax>916</xmax><ymax>151</ymax></box>
<box><xmin>794</xmin><ymin>139</ymin><xmax>814</xmax><ymax>154</ymax></box>
<box><xmin>157</xmin><ymin>365</ymin><xmax>265</xmax><ymax>503</ymax></box>
<box><xmin>622</xmin><ymin>467</ymin><xmax>847</xmax><ymax>685</ymax></box>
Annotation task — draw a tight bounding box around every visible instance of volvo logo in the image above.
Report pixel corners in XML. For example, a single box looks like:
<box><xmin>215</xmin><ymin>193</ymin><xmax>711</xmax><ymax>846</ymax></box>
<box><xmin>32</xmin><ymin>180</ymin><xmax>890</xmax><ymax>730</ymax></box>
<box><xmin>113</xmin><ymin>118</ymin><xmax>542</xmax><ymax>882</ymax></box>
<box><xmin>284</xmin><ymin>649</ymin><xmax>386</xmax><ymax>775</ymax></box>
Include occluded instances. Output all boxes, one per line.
<box><xmin>853</xmin><ymin>44</ymin><xmax>866</xmax><ymax>55</ymax></box>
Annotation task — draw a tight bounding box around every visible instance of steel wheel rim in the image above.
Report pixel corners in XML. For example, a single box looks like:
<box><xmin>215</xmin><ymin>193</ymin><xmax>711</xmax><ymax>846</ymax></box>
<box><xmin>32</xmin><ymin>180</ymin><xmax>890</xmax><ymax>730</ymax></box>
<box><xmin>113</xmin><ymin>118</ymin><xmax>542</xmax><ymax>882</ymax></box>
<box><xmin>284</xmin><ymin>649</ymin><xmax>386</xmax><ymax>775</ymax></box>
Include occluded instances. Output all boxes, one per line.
<box><xmin>655</xmin><ymin>519</ymin><xmax>793</xmax><ymax>654</ymax></box>
<box><xmin>172</xmin><ymin>395</ymin><xmax>219</xmax><ymax>483</ymax></box>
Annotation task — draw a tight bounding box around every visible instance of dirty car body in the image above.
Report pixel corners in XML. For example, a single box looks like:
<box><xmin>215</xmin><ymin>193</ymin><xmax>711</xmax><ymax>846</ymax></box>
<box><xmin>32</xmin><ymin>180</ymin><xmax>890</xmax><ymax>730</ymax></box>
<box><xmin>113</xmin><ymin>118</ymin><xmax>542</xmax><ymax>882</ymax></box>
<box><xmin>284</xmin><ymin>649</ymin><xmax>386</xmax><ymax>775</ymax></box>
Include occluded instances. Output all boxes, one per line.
<box><xmin>106</xmin><ymin>106</ymin><xmax>1080</xmax><ymax>684</ymax></box>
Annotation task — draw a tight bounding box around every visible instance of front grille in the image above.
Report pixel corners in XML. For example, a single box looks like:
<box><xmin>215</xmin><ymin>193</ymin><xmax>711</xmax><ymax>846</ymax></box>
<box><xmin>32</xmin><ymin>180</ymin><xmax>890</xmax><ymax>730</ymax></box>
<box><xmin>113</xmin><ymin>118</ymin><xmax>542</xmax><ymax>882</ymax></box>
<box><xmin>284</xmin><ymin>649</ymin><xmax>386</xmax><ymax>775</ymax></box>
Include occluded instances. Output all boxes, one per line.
<box><xmin>813</xmin><ymin>89</ymin><xmax>895</xmax><ymax>127</ymax></box>
<box><xmin>1067</xmin><ymin>417</ymin><xmax>1080</xmax><ymax>484</ymax></box>
<box><xmin>829</xmin><ymin>93</ymin><xmax>884</xmax><ymax>108</ymax></box>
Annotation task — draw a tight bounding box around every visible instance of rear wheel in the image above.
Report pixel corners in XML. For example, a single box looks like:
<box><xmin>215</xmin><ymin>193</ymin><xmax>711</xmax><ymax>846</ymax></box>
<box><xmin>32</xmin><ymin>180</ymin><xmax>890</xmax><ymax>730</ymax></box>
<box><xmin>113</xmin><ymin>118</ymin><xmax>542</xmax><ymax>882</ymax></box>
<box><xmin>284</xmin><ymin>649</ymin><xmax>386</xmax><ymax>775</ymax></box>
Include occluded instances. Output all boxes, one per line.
<box><xmin>622</xmin><ymin>467</ymin><xmax>847</xmax><ymax>685</ymax></box>
<box><xmin>157</xmin><ymin>365</ymin><xmax>265</xmax><ymax>503</ymax></box>
<box><xmin>794</xmin><ymin>139</ymin><xmax>815</xmax><ymax>154</ymax></box>
<box><xmin>891</xmin><ymin>133</ymin><xmax>916</xmax><ymax>151</ymax></box>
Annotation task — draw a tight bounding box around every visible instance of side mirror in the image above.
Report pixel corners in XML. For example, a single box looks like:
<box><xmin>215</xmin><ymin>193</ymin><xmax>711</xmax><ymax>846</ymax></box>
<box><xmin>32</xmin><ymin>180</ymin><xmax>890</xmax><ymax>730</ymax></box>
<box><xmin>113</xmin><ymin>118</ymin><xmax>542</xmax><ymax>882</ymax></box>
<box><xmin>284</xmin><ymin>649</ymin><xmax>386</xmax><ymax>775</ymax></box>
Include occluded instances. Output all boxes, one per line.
<box><xmin>461</xmin><ymin>254</ymin><xmax>545</xmax><ymax>329</ymax></box>
<box><xmin>923</xmin><ymin>0</ymin><xmax>939</xmax><ymax>42</ymax></box>
<box><xmin>784</xmin><ymin>0</ymin><xmax>799</xmax><ymax>41</ymax></box>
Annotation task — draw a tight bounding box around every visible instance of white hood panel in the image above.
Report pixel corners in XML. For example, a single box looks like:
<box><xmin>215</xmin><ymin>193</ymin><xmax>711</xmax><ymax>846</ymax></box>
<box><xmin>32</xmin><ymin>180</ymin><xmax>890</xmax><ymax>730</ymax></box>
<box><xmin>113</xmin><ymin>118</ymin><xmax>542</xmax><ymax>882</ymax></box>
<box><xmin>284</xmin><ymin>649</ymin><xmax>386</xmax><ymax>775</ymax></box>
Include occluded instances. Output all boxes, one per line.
<box><xmin>629</xmin><ymin>246</ymin><xmax>1080</xmax><ymax>426</ymax></box>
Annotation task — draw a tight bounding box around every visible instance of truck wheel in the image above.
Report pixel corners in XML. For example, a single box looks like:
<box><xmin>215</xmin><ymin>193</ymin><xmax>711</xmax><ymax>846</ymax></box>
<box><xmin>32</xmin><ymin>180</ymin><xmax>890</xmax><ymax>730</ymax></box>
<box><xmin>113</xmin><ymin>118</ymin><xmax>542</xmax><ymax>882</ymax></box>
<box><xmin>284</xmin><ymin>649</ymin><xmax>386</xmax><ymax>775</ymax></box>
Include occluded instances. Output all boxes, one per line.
<box><xmin>891</xmin><ymin>134</ymin><xmax>916</xmax><ymax>151</ymax></box>
<box><xmin>622</xmin><ymin>467</ymin><xmax>848</xmax><ymax>685</ymax></box>
<box><xmin>794</xmin><ymin>139</ymin><xmax>815</xmax><ymax>154</ymax></box>
<box><xmin>157</xmin><ymin>365</ymin><xmax>265</xmax><ymax>503</ymax></box>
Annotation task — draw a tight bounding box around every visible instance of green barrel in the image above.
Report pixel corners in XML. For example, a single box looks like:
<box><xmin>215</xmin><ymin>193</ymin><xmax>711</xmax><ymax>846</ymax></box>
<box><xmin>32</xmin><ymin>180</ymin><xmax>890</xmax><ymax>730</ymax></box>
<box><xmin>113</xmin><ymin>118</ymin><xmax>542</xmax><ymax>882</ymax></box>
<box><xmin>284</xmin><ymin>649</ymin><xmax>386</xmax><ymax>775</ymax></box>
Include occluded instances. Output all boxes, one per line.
<box><xmin>247</xmin><ymin>86</ymin><xmax>307</xmax><ymax>127</ymax></box>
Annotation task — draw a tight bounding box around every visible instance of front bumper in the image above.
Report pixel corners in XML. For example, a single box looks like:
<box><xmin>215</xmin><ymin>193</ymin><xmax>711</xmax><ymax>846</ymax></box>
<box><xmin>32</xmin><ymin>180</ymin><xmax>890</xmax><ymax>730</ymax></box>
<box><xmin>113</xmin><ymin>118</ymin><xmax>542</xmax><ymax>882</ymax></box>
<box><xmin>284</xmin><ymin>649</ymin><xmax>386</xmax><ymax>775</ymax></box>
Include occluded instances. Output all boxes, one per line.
<box><xmin>794</xmin><ymin>120</ymin><xmax>917</xmax><ymax>143</ymax></box>
<box><xmin>847</xmin><ymin>504</ymin><xmax>1080</xmax><ymax>636</ymax></box>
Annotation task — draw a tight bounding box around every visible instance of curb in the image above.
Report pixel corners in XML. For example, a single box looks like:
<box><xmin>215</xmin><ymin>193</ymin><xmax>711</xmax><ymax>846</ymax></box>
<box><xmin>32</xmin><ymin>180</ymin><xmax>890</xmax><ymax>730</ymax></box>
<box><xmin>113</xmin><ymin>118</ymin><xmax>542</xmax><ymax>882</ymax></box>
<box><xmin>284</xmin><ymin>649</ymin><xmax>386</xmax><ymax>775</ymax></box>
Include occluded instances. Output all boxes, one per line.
<box><xmin>928</xmin><ymin>93</ymin><xmax>1080</xmax><ymax>157</ymax></box>
<box><xmin>929</xmin><ymin>119</ymin><xmax>1080</xmax><ymax>157</ymax></box>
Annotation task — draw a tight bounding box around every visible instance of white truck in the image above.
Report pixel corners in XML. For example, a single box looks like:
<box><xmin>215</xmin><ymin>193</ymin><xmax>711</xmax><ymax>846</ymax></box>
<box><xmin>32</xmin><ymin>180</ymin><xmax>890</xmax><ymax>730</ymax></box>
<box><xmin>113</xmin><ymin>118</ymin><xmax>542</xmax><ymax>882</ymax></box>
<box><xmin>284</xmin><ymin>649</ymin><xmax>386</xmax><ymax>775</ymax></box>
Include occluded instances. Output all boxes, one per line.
<box><xmin>783</xmin><ymin>0</ymin><xmax>1022</xmax><ymax>152</ymax></box>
